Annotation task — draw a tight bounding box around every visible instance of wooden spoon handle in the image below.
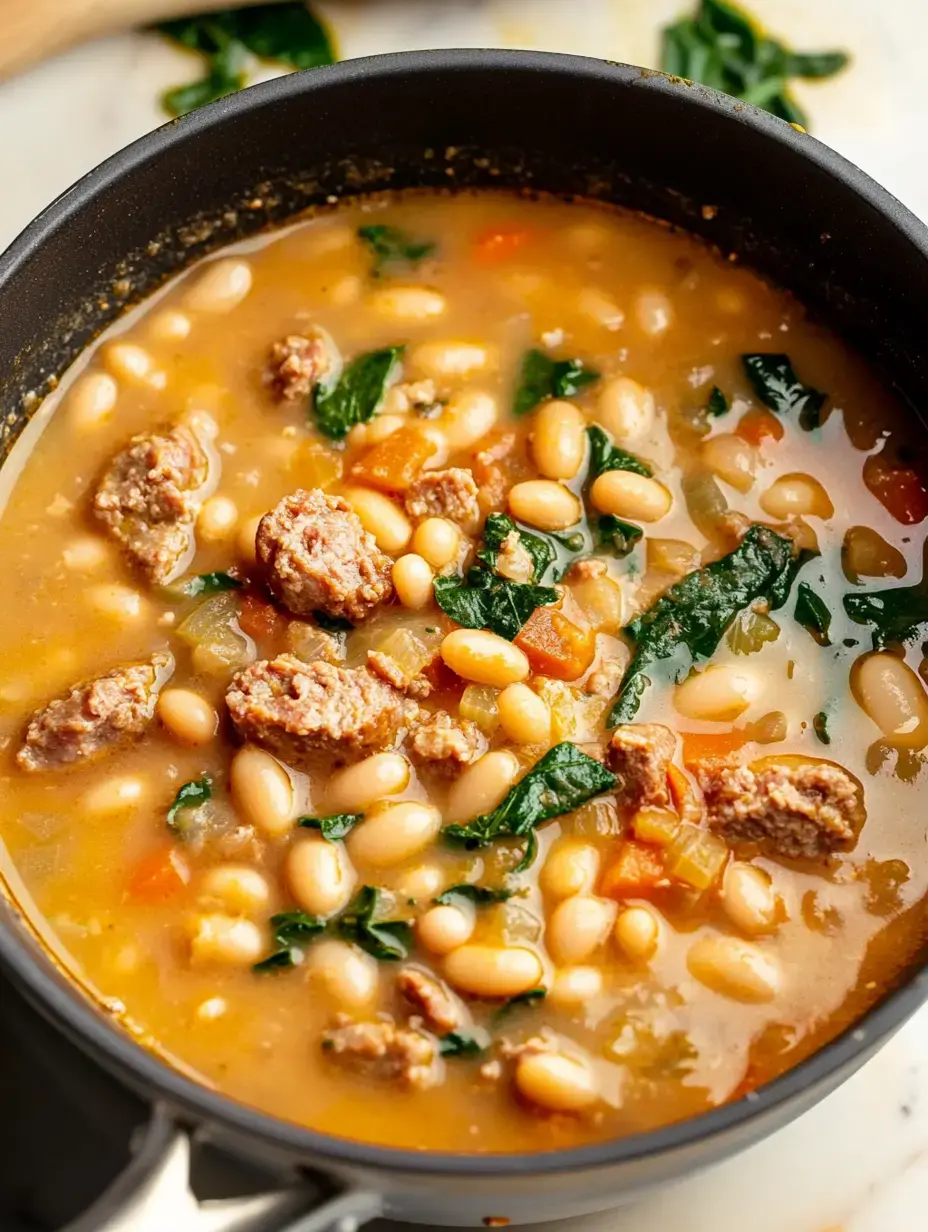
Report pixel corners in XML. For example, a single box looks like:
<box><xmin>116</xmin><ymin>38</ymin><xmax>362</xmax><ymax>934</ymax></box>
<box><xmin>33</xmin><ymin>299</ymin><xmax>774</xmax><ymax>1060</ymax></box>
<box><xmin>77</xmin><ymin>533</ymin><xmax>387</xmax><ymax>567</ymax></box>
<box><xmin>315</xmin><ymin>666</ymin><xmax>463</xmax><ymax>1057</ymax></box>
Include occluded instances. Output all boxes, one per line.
<box><xmin>0</xmin><ymin>0</ymin><xmax>245</xmax><ymax>80</ymax></box>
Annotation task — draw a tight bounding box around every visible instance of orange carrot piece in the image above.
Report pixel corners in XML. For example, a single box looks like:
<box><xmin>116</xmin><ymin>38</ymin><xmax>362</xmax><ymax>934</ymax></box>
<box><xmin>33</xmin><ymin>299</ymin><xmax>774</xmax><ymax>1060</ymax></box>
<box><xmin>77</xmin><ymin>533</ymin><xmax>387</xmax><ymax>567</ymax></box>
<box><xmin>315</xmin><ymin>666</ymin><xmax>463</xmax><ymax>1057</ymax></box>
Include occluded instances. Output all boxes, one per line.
<box><xmin>350</xmin><ymin>426</ymin><xmax>437</xmax><ymax>493</ymax></box>
<box><xmin>864</xmin><ymin>456</ymin><xmax>928</xmax><ymax>525</ymax></box>
<box><xmin>681</xmin><ymin>730</ymin><xmax>748</xmax><ymax>766</ymax></box>
<box><xmin>601</xmin><ymin>841</ymin><xmax>666</xmax><ymax>899</ymax></box>
<box><xmin>736</xmin><ymin>408</ymin><xmax>784</xmax><ymax>446</ymax></box>
<box><xmin>473</xmin><ymin>225</ymin><xmax>534</xmax><ymax>264</ymax></box>
<box><xmin>128</xmin><ymin>845</ymin><xmax>190</xmax><ymax>903</ymax></box>
<box><xmin>514</xmin><ymin>607</ymin><xmax>596</xmax><ymax>681</ymax></box>
<box><xmin>238</xmin><ymin>591</ymin><xmax>287</xmax><ymax>642</ymax></box>
<box><xmin>667</xmin><ymin>764</ymin><xmax>705</xmax><ymax>824</ymax></box>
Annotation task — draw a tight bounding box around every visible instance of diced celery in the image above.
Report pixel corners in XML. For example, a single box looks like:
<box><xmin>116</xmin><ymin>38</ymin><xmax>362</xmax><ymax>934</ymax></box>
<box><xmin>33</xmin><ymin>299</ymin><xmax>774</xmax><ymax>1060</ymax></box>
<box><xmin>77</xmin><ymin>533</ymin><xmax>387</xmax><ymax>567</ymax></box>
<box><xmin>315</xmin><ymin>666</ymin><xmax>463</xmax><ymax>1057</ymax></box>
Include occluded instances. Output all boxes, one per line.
<box><xmin>177</xmin><ymin>593</ymin><xmax>253</xmax><ymax>671</ymax></box>
<box><xmin>665</xmin><ymin>824</ymin><xmax>728</xmax><ymax>890</ymax></box>
<box><xmin>632</xmin><ymin>807</ymin><xmax>680</xmax><ymax>847</ymax></box>
<box><xmin>285</xmin><ymin>621</ymin><xmax>345</xmax><ymax>664</ymax></box>
<box><xmin>569</xmin><ymin>798</ymin><xmax>621</xmax><ymax>837</ymax></box>
<box><xmin>727</xmin><ymin>609</ymin><xmax>780</xmax><ymax>655</ymax></box>
<box><xmin>375</xmin><ymin>628</ymin><xmax>432</xmax><ymax>679</ymax></box>
<box><xmin>459</xmin><ymin>685</ymin><xmax>500</xmax><ymax>734</ymax></box>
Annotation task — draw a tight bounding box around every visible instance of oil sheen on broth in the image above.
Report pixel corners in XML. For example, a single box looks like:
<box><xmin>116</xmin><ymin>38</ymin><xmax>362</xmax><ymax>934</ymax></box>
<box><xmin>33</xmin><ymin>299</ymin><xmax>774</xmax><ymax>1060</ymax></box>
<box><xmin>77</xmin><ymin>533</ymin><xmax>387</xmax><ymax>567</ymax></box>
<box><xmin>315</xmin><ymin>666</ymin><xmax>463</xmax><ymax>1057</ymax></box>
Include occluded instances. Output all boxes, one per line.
<box><xmin>1</xmin><ymin>192</ymin><xmax>927</xmax><ymax>1154</ymax></box>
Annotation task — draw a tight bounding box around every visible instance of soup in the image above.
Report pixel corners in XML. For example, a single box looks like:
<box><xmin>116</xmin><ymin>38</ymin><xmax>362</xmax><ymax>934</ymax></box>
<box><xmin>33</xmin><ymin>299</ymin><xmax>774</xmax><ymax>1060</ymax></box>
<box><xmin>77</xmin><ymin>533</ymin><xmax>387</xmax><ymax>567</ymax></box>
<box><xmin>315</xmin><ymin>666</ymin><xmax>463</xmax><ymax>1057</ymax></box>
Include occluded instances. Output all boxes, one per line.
<box><xmin>1</xmin><ymin>191</ymin><xmax>926</xmax><ymax>1154</ymax></box>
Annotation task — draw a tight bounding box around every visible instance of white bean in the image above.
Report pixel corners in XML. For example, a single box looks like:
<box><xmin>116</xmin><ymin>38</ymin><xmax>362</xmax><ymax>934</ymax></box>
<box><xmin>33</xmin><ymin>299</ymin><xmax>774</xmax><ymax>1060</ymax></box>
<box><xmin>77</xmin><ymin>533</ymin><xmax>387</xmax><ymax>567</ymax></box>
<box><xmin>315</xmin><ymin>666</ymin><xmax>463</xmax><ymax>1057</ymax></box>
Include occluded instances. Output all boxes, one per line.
<box><xmin>614</xmin><ymin>905</ymin><xmax>660</xmax><ymax>962</ymax></box>
<box><xmin>590</xmin><ymin>470</ymin><xmax>671</xmax><ymax>522</ymax></box>
<box><xmin>721</xmin><ymin>863</ymin><xmax>778</xmax><ymax>935</ymax></box>
<box><xmin>635</xmin><ymin>289</ymin><xmax>674</xmax><ymax>337</ymax></box>
<box><xmin>549</xmin><ymin>966</ymin><xmax>604</xmax><ymax>1006</ymax></box>
<box><xmin>62</xmin><ymin>537</ymin><xmax>110</xmax><ymax>572</ymax></box>
<box><xmin>87</xmin><ymin>583</ymin><xmax>144</xmax><ymax>624</ymax></box>
<box><xmin>347</xmin><ymin>802</ymin><xmax>442</xmax><ymax>867</ymax></box>
<box><xmin>230</xmin><ymin>745</ymin><xmax>295</xmax><ymax>836</ymax></box>
<box><xmin>418</xmin><ymin>904</ymin><xmax>474</xmax><ymax>955</ymax></box>
<box><xmin>197</xmin><ymin>496</ymin><xmax>239</xmax><ymax>541</ymax></box>
<box><xmin>342</xmin><ymin>486</ymin><xmax>412</xmax><ymax>554</ymax></box>
<box><xmin>287</xmin><ymin>837</ymin><xmax>356</xmax><ymax>918</ymax></box>
<box><xmin>440</xmin><ymin>389</ymin><xmax>498</xmax><ymax>449</ymax></box>
<box><xmin>540</xmin><ymin>842</ymin><xmax>600</xmax><ymax>900</ymax></box>
<box><xmin>497</xmin><ymin>683</ymin><xmax>551</xmax><ymax>746</ymax></box>
<box><xmin>702</xmin><ymin>433</ymin><xmax>757</xmax><ymax>494</ymax></box>
<box><xmin>148</xmin><ymin>309</ymin><xmax>192</xmax><ymax>342</ymax></box>
<box><xmin>392</xmin><ymin>554</ymin><xmax>434</xmax><ymax>610</ymax></box>
<box><xmin>83</xmin><ymin>776</ymin><xmax>145</xmax><ymax>816</ymax></box>
<box><xmin>854</xmin><ymin>651</ymin><xmax>928</xmax><ymax>748</ymax></box>
<box><xmin>509</xmin><ymin>480</ymin><xmax>582</xmax><ymax>531</ymax></box>
<box><xmin>326</xmin><ymin>752</ymin><xmax>410</xmax><ymax>813</ymax></box>
<box><xmin>687</xmin><ymin>934</ymin><xmax>780</xmax><ymax>1002</ymax></box>
<box><xmin>441</xmin><ymin>629</ymin><xmax>529</xmax><ymax>687</ymax></box>
<box><xmin>305</xmin><ymin>939</ymin><xmax>378</xmax><ymax>1010</ymax></box>
<box><xmin>369</xmin><ymin>285</ymin><xmax>446</xmax><ymax>321</ymax></box>
<box><xmin>185</xmin><ymin>258</ymin><xmax>252</xmax><ymax>313</ymax></box>
<box><xmin>411</xmin><ymin>341</ymin><xmax>494</xmax><ymax>379</ymax></box>
<box><xmin>103</xmin><ymin>342</ymin><xmax>165</xmax><ymax>390</ymax></box>
<box><xmin>675</xmin><ymin>664</ymin><xmax>763</xmax><ymax>722</ymax></box>
<box><xmin>532</xmin><ymin>400</ymin><xmax>587</xmax><ymax>480</ymax></box>
<box><xmin>596</xmin><ymin>377</ymin><xmax>655</xmax><ymax>441</ymax></box>
<box><xmin>548</xmin><ymin>895</ymin><xmax>616</xmax><ymax>965</ymax></box>
<box><xmin>444</xmin><ymin>944</ymin><xmax>543</xmax><ymax>998</ymax></box>
<box><xmin>157</xmin><ymin>688</ymin><xmax>218</xmax><ymax>745</ymax></box>
<box><xmin>69</xmin><ymin>372</ymin><xmax>118</xmax><ymax>431</ymax></box>
<box><xmin>188</xmin><ymin>914</ymin><xmax>263</xmax><ymax>966</ymax></box>
<box><xmin>760</xmin><ymin>473</ymin><xmax>834</xmax><ymax>520</ymax></box>
<box><xmin>515</xmin><ymin>1051</ymin><xmax>599</xmax><ymax>1112</ymax></box>
<box><xmin>198</xmin><ymin>865</ymin><xmax>270</xmax><ymax>915</ymax></box>
<box><xmin>411</xmin><ymin>518</ymin><xmax>461</xmax><ymax>569</ymax></box>
<box><xmin>444</xmin><ymin>750</ymin><xmax>521</xmax><ymax>825</ymax></box>
<box><xmin>396</xmin><ymin>863</ymin><xmax>446</xmax><ymax>901</ymax></box>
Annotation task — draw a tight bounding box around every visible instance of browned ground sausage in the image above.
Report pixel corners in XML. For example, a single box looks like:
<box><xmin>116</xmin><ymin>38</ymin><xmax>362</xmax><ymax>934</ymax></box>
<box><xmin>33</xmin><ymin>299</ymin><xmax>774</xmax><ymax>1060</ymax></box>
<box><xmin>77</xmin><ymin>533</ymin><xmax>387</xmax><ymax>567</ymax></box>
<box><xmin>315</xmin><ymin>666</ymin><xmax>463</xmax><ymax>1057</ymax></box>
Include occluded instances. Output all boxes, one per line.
<box><xmin>607</xmin><ymin>723</ymin><xmax>676</xmax><ymax>811</ymax></box>
<box><xmin>17</xmin><ymin>654</ymin><xmax>173</xmax><ymax>772</ymax></box>
<box><xmin>256</xmin><ymin>488</ymin><xmax>393</xmax><ymax>623</ymax></box>
<box><xmin>264</xmin><ymin>333</ymin><xmax>333</xmax><ymax>401</ymax></box>
<box><xmin>321</xmin><ymin>1015</ymin><xmax>440</xmax><ymax>1089</ymax></box>
<box><xmin>408</xmin><ymin>710</ymin><xmax>485</xmax><ymax>773</ymax></box>
<box><xmin>404</xmin><ymin>467</ymin><xmax>481</xmax><ymax>532</ymax></box>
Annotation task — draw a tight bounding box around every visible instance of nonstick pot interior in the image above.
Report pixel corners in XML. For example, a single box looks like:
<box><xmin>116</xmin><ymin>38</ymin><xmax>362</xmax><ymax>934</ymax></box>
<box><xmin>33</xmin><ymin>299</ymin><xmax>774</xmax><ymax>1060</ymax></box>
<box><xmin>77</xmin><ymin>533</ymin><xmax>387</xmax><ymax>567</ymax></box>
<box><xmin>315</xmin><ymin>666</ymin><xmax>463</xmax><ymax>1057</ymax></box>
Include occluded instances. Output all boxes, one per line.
<box><xmin>2</xmin><ymin>48</ymin><xmax>928</xmax><ymax>1218</ymax></box>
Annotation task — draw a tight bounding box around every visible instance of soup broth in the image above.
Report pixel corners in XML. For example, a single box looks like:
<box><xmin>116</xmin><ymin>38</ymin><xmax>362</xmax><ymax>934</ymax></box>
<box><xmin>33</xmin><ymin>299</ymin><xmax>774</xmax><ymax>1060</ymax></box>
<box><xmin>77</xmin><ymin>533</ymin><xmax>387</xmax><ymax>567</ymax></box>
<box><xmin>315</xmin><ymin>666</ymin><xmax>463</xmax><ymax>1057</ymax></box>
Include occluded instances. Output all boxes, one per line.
<box><xmin>1</xmin><ymin>191</ymin><xmax>926</xmax><ymax>1153</ymax></box>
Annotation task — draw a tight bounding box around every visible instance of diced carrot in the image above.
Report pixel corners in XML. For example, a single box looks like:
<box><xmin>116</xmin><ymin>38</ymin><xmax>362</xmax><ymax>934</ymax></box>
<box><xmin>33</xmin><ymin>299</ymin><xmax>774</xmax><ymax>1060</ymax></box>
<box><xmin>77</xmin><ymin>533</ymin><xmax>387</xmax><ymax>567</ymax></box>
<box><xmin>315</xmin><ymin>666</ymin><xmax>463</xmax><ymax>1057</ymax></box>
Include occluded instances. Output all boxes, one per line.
<box><xmin>238</xmin><ymin>591</ymin><xmax>287</xmax><ymax>642</ymax></box>
<box><xmin>667</xmin><ymin>764</ymin><xmax>704</xmax><ymax>824</ymax></box>
<box><xmin>128</xmin><ymin>845</ymin><xmax>190</xmax><ymax>903</ymax></box>
<box><xmin>736</xmin><ymin>408</ymin><xmax>784</xmax><ymax>446</ymax></box>
<box><xmin>601</xmin><ymin>841</ymin><xmax>666</xmax><ymax>899</ymax></box>
<box><xmin>681</xmin><ymin>730</ymin><xmax>748</xmax><ymax>766</ymax></box>
<box><xmin>514</xmin><ymin>608</ymin><xmax>596</xmax><ymax>681</ymax></box>
<box><xmin>864</xmin><ymin>455</ymin><xmax>928</xmax><ymax>525</ymax></box>
<box><xmin>473</xmin><ymin>225</ymin><xmax>534</xmax><ymax>264</ymax></box>
<box><xmin>350</xmin><ymin>426</ymin><xmax>437</xmax><ymax>492</ymax></box>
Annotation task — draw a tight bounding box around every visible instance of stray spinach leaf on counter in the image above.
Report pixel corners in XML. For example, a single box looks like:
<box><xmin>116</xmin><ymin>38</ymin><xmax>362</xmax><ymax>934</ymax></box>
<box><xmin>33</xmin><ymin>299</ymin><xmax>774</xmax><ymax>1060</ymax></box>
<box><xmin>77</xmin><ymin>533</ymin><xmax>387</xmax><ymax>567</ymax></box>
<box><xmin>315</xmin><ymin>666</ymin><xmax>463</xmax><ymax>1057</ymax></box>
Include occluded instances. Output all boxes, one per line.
<box><xmin>435</xmin><ymin>884</ymin><xmax>516</xmax><ymax>907</ymax></box>
<box><xmin>593</xmin><ymin>514</ymin><xmax>644</xmax><ymax>559</ymax></box>
<box><xmin>433</xmin><ymin>569</ymin><xmax>557</xmax><ymax>642</ymax></box>
<box><xmin>706</xmin><ymin>385</ymin><xmax>729</xmax><ymax>417</ymax></box>
<box><xmin>167</xmin><ymin>775</ymin><xmax>212</xmax><ymax>834</ymax></box>
<box><xmin>477</xmin><ymin>513</ymin><xmax>556</xmax><ymax>583</ymax></box>
<box><xmin>252</xmin><ymin>910</ymin><xmax>325</xmax><ymax>973</ymax></box>
<box><xmin>813</xmin><ymin>711</ymin><xmax>831</xmax><ymax>745</ymax></box>
<box><xmin>844</xmin><ymin>558</ymin><xmax>928</xmax><ymax>649</ymax></box>
<box><xmin>493</xmin><ymin>989</ymin><xmax>547</xmax><ymax>1020</ymax></box>
<box><xmin>159</xmin><ymin>3</ymin><xmax>334</xmax><ymax>117</ymax></box>
<box><xmin>440</xmin><ymin>1031</ymin><xmax>491</xmax><ymax>1058</ymax></box>
<box><xmin>513</xmin><ymin>349</ymin><xmax>601</xmax><ymax>416</ymax></box>
<box><xmin>586</xmin><ymin>424</ymin><xmax>653</xmax><ymax>480</ymax></box>
<box><xmin>794</xmin><ymin>582</ymin><xmax>832</xmax><ymax>645</ymax></box>
<box><xmin>358</xmin><ymin>225</ymin><xmax>436</xmax><ymax>276</ymax></box>
<box><xmin>313</xmin><ymin>346</ymin><xmax>404</xmax><ymax>440</ymax></box>
<box><xmin>444</xmin><ymin>742</ymin><xmax>617</xmax><ymax>851</ymax></box>
<box><xmin>337</xmin><ymin>886</ymin><xmax>412</xmax><ymax>961</ymax></box>
<box><xmin>741</xmin><ymin>354</ymin><xmax>827</xmax><ymax>431</ymax></box>
<box><xmin>298</xmin><ymin>813</ymin><xmax>362</xmax><ymax>841</ymax></box>
<box><xmin>181</xmin><ymin>571</ymin><xmax>242</xmax><ymax>599</ymax></box>
<box><xmin>660</xmin><ymin>0</ymin><xmax>848</xmax><ymax>131</ymax></box>
<box><xmin>608</xmin><ymin>524</ymin><xmax>795</xmax><ymax>724</ymax></box>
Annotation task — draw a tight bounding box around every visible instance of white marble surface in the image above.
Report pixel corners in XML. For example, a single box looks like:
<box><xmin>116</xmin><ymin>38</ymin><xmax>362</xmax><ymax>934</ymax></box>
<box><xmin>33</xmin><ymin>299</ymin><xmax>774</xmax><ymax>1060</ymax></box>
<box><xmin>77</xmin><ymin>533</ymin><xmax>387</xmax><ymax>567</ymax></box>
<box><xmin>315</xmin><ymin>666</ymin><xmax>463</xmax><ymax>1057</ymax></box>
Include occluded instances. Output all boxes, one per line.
<box><xmin>1</xmin><ymin>2</ymin><xmax>927</xmax><ymax>1230</ymax></box>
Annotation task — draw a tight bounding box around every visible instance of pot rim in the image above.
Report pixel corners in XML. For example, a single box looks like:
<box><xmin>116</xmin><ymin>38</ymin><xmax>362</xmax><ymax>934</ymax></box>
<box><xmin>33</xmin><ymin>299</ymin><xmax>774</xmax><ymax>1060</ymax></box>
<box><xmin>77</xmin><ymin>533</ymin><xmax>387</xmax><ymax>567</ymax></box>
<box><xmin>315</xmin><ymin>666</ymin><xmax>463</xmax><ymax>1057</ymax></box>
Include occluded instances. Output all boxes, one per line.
<box><xmin>2</xmin><ymin>46</ymin><xmax>928</xmax><ymax>1180</ymax></box>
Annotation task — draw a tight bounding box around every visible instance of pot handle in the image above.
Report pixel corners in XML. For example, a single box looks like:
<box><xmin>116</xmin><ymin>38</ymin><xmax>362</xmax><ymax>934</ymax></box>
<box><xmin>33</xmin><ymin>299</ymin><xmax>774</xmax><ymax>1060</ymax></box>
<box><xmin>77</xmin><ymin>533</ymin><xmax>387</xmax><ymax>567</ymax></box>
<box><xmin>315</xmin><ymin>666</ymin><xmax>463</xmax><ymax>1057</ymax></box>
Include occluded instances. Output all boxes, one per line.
<box><xmin>65</xmin><ymin>1103</ymin><xmax>383</xmax><ymax>1232</ymax></box>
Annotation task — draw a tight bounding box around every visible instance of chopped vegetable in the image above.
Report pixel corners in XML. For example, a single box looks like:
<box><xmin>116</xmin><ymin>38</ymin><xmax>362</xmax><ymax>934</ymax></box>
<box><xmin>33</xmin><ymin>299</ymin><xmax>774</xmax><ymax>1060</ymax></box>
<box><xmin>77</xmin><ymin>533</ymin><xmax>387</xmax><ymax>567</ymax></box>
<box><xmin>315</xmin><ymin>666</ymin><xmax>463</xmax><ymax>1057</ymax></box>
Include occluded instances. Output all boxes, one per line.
<box><xmin>298</xmin><ymin>813</ymin><xmax>362</xmax><ymax>841</ymax></box>
<box><xmin>253</xmin><ymin>948</ymin><xmax>302</xmax><ymax>974</ymax></box>
<box><xmin>631</xmin><ymin>808</ymin><xmax>680</xmax><ymax>846</ymax></box>
<box><xmin>586</xmin><ymin>424</ymin><xmax>652</xmax><ymax>480</ymax></box>
<box><xmin>271</xmin><ymin>910</ymin><xmax>326</xmax><ymax>946</ymax></box>
<box><xmin>435</xmin><ymin>884</ymin><xmax>516</xmax><ymax>906</ymax></box>
<box><xmin>433</xmin><ymin>568</ymin><xmax>557</xmax><ymax>642</ymax></box>
<box><xmin>843</xmin><ymin>552</ymin><xmax>928</xmax><ymax>648</ymax></box>
<box><xmin>237</xmin><ymin>591</ymin><xmax>287</xmax><ymax>642</ymax></box>
<box><xmin>514</xmin><ymin>607</ymin><xmax>596</xmax><ymax>681</ymax></box>
<box><xmin>664</xmin><ymin>824</ymin><xmax>728</xmax><ymax>890</ymax></box>
<box><xmin>706</xmin><ymin>386</ymin><xmax>729</xmax><ymax>416</ymax></box>
<box><xmin>177</xmin><ymin>571</ymin><xmax>242</xmax><ymax>599</ymax></box>
<box><xmin>473</xmin><ymin>225</ymin><xmax>533</xmax><ymax>263</ymax></box>
<box><xmin>601</xmin><ymin>841</ymin><xmax>666</xmax><ymax>897</ymax></box>
<box><xmin>681</xmin><ymin>729</ymin><xmax>748</xmax><ymax>764</ymax></box>
<box><xmin>864</xmin><ymin>456</ymin><xmax>928</xmax><ymax>526</ymax></box>
<box><xmin>741</xmin><ymin>354</ymin><xmax>827</xmax><ymax>431</ymax></box>
<box><xmin>513</xmin><ymin>829</ymin><xmax>539</xmax><ymax>873</ymax></box>
<box><xmin>736</xmin><ymin>407</ymin><xmax>784</xmax><ymax>445</ymax></box>
<box><xmin>593</xmin><ymin>514</ymin><xmax>644</xmax><ymax>559</ymax></box>
<box><xmin>175</xmin><ymin>591</ymin><xmax>252</xmax><ymax>669</ymax></box>
<box><xmin>444</xmin><ymin>741</ymin><xmax>616</xmax><ymax>851</ymax></box>
<box><xmin>350</xmin><ymin>426</ymin><xmax>436</xmax><ymax>492</ymax></box>
<box><xmin>478</xmin><ymin>513</ymin><xmax>556</xmax><ymax>583</ymax></box>
<box><xmin>459</xmin><ymin>685</ymin><xmax>501</xmax><ymax>734</ymax></box>
<box><xmin>313</xmin><ymin>347</ymin><xmax>405</xmax><ymax>440</ymax></box>
<box><xmin>813</xmin><ymin>711</ymin><xmax>831</xmax><ymax>745</ymax></box>
<box><xmin>794</xmin><ymin>582</ymin><xmax>832</xmax><ymax>645</ymax></box>
<box><xmin>167</xmin><ymin>775</ymin><xmax>212</xmax><ymax>835</ymax></box>
<box><xmin>337</xmin><ymin>886</ymin><xmax>412</xmax><ymax>961</ymax></box>
<box><xmin>660</xmin><ymin>0</ymin><xmax>848</xmax><ymax>131</ymax></box>
<box><xmin>314</xmin><ymin>611</ymin><xmax>354</xmax><ymax>633</ymax></box>
<box><xmin>357</xmin><ymin>225</ymin><xmax>436</xmax><ymax>276</ymax></box>
<box><xmin>159</xmin><ymin>4</ymin><xmax>334</xmax><ymax>117</ymax></box>
<box><xmin>493</xmin><ymin>988</ymin><xmax>547</xmax><ymax>1019</ymax></box>
<box><xmin>727</xmin><ymin>609</ymin><xmax>780</xmax><ymax>654</ymax></box>
<box><xmin>439</xmin><ymin>1031</ymin><xmax>491</xmax><ymax>1057</ymax></box>
<box><xmin>513</xmin><ymin>349</ymin><xmax>600</xmax><ymax>416</ymax></box>
<box><xmin>608</xmin><ymin>524</ymin><xmax>795</xmax><ymax>724</ymax></box>
<box><xmin>128</xmin><ymin>845</ymin><xmax>190</xmax><ymax>902</ymax></box>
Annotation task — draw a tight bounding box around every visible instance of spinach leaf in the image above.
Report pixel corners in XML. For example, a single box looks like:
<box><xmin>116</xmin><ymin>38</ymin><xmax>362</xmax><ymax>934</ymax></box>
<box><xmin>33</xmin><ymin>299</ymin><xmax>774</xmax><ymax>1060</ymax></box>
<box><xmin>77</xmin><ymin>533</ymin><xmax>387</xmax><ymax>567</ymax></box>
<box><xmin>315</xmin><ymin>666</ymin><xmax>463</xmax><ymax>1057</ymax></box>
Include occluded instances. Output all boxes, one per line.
<box><xmin>586</xmin><ymin>424</ymin><xmax>652</xmax><ymax>479</ymax></box>
<box><xmin>493</xmin><ymin>988</ymin><xmax>547</xmax><ymax>1020</ymax></box>
<box><xmin>813</xmin><ymin>711</ymin><xmax>831</xmax><ymax>745</ymax></box>
<box><xmin>253</xmin><ymin>948</ymin><xmax>301</xmax><ymax>974</ymax></box>
<box><xmin>477</xmin><ymin>513</ymin><xmax>556</xmax><ymax>583</ymax></box>
<box><xmin>706</xmin><ymin>385</ymin><xmax>729</xmax><ymax>417</ymax></box>
<box><xmin>794</xmin><ymin>582</ymin><xmax>832</xmax><ymax>645</ymax></box>
<box><xmin>167</xmin><ymin>775</ymin><xmax>212</xmax><ymax>834</ymax></box>
<box><xmin>433</xmin><ymin>570</ymin><xmax>557</xmax><ymax>641</ymax></box>
<box><xmin>660</xmin><ymin>0</ymin><xmax>848</xmax><ymax>132</ymax></box>
<box><xmin>252</xmin><ymin>910</ymin><xmax>325</xmax><ymax>974</ymax></box>
<box><xmin>180</xmin><ymin>571</ymin><xmax>243</xmax><ymax>599</ymax></box>
<box><xmin>513</xmin><ymin>349</ymin><xmax>600</xmax><ymax>416</ymax></box>
<box><xmin>313</xmin><ymin>611</ymin><xmax>354</xmax><ymax>633</ymax></box>
<box><xmin>313</xmin><ymin>347</ymin><xmax>404</xmax><ymax>440</ymax></box>
<box><xmin>607</xmin><ymin>524</ymin><xmax>794</xmax><ymax>724</ymax></box>
<box><xmin>357</xmin><ymin>225</ymin><xmax>436</xmax><ymax>276</ymax></box>
<box><xmin>435</xmin><ymin>884</ymin><xmax>516</xmax><ymax>907</ymax></box>
<box><xmin>444</xmin><ymin>742</ymin><xmax>617</xmax><ymax>850</ymax></box>
<box><xmin>159</xmin><ymin>4</ymin><xmax>334</xmax><ymax>117</ymax></box>
<box><xmin>298</xmin><ymin>813</ymin><xmax>362</xmax><ymax>841</ymax></box>
<box><xmin>769</xmin><ymin>546</ymin><xmax>820</xmax><ymax>610</ymax></box>
<box><xmin>337</xmin><ymin>886</ymin><xmax>412</xmax><ymax>961</ymax></box>
<box><xmin>593</xmin><ymin>514</ymin><xmax>644</xmax><ymax>559</ymax></box>
<box><xmin>513</xmin><ymin>829</ymin><xmax>538</xmax><ymax>874</ymax></box>
<box><xmin>741</xmin><ymin>354</ymin><xmax>827</xmax><ymax>430</ymax></box>
<box><xmin>843</xmin><ymin>561</ymin><xmax>928</xmax><ymax>649</ymax></box>
<box><xmin>440</xmin><ymin>1031</ymin><xmax>490</xmax><ymax>1058</ymax></box>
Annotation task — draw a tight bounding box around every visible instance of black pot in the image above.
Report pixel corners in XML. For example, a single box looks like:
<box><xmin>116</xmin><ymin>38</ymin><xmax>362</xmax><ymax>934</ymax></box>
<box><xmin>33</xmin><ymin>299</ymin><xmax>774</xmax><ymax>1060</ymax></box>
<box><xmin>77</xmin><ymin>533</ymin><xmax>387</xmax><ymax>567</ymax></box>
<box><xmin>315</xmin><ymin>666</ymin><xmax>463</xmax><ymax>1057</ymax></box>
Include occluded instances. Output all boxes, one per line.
<box><xmin>2</xmin><ymin>49</ymin><xmax>928</xmax><ymax>1231</ymax></box>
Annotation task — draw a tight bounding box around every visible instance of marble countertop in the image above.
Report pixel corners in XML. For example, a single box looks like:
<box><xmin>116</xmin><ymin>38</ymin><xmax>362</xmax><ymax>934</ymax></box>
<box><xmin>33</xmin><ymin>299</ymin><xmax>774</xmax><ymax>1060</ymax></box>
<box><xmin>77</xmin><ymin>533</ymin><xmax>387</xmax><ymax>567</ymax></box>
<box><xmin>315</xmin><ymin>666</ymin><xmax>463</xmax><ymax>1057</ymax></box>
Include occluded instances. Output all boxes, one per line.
<box><xmin>1</xmin><ymin>2</ymin><xmax>927</xmax><ymax>1230</ymax></box>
